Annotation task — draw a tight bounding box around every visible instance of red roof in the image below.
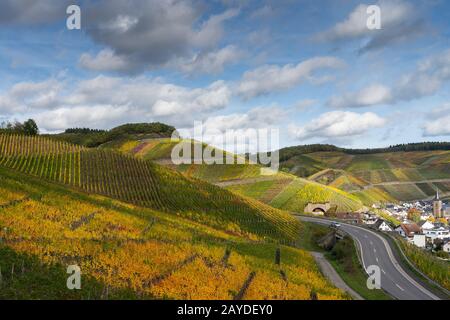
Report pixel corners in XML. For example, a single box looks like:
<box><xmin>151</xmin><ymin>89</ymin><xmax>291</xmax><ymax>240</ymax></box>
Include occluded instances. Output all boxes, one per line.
<box><xmin>400</xmin><ymin>223</ymin><xmax>422</xmax><ymax>237</ymax></box>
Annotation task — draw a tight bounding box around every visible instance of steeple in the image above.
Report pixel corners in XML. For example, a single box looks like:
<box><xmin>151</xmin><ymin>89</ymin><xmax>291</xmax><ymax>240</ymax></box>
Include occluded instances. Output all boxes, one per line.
<box><xmin>435</xmin><ymin>188</ymin><xmax>440</xmax><ymax>201</ymax></box>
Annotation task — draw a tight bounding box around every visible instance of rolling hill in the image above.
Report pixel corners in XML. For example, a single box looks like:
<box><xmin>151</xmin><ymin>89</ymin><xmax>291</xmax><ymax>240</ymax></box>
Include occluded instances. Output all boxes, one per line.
<box><xmin>0</xmin><ymin>134</ymin><xmax>300</xmax><ymax>243</ymax></box>
<box><xmin>0</xmin><ymin>165</ymin><xmax>345</xmax><ymax>299</ymax></box>
<box><xmin>104</xmin><ymin>137</ymin><xmax>364</xmax><ymax>214</ymax></box>
<box><xmin>277</xmin><ymin>145</ymin><xmax>450</xmax><ymax>204</ymax></box>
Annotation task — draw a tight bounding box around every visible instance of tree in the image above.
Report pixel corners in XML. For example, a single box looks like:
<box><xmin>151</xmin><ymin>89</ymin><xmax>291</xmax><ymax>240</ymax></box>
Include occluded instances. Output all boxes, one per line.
<box><xmin>23</xmin><ymin>119</ymin><xmax>38</xmax><ymax>135</ymax></box>
<box><xmin>407</xmin><ymin>208</ymin><xmax>421</xmax><ymax>223</ymax></box>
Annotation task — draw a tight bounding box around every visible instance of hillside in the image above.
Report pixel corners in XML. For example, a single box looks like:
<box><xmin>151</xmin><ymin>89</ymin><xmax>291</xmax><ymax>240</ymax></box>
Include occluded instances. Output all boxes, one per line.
<box><xmin>0</xmin><ymin>166</ymin><xmax>345</xmax><ymax>299</ymax></box>
<box><xmin>112</xmin><ymin>136</ymin><xmax>450</xmax><ymax>205</ymax></box>
<box><xmin>0</xmin><ymin>134</ymin><xmax>300</xmax><ymax>243</ymax></box>
<box><xmin>277</xmin><ymin>148</ymin><xmax>450</xmax><ymax>203</ymax></box>
<box><xmin>106</xmin><ymin>137</ymin><xmax>364</xmax><ymax>214</ymax></box>
<box><xmin>48</xmin><ymin>122</ymin><xmax>176</xmax><ymax>148</ymax></box>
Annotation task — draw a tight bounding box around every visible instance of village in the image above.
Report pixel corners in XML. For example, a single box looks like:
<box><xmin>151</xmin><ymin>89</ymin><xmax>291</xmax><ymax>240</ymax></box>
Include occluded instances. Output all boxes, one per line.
<box><xmin>363</xmin><ymin>191</ymin><xmax>450</xmax><ymax>257</ymax></box>
<box><xmin>307</xmin><ymin>190</ymin><xmax>450</xmax><ymax>258</ymax></box>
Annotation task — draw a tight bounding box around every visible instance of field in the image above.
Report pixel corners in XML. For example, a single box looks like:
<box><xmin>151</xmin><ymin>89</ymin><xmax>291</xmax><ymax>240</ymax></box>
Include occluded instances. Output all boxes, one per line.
<box><xmin>0</xmin><ymin>134</ymin><xmax>300</xmax><ymax>243</ymax></box>
<box><xmin>276</xmin><ymin>149</ymin><xmax>450</xmax><ymax>203</ymax></box>
<box><xmin>269</xmin><ymin>179</ymin><xmax>363</xmax><ymax>214</ymax></box>
<box><xmin>0</xmin><ymin>167</ymin><xmax>346</xmax><ymax>299</ymax></box>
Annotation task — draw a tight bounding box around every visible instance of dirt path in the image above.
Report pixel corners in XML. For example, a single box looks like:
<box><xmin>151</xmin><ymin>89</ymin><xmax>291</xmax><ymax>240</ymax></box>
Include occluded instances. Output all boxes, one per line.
<box><xmin>310</xmin><ymin>252</ymin><xmax>364</xmax><ymax>300</ymax></box>
<box><xmin>214</xmin><ymin>176</ymin><xmax>281</xmax><ymax>187</ymax></box>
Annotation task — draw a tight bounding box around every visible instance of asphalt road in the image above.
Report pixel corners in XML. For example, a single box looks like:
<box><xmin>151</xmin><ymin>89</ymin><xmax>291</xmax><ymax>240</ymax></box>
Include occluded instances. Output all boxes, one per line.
<box><xmin>298</xmin><ymin>216</ymin><xmax>441</xmax><ymax>300</ymax></box>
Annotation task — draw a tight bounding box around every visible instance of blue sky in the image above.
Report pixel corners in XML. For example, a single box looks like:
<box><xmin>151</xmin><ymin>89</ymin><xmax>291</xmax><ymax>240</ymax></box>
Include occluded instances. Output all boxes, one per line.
<box><xmin>1</xmin><ymin>0</ymin><xmax>450</xmax><ymax>151</ymax></box>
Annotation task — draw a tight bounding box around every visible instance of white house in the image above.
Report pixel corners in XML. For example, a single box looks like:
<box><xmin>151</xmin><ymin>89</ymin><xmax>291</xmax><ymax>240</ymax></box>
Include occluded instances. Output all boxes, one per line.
<box><xmin>423</xmin><ymin>227</ymin><xmax>450</xmax><ymax>240</ymax></box>
<box><xmin>418</xmin><ymin>220</ymin><xmax>434</xmax><ymax>230</ymax></box>
<box><xmin>372</xmin><ymin>219</ymin><xmax>394</xmax><ymax>232</ymax></box>
<box><xmin>413</xmin><ymin>234</ymin><xmax>427</xmax><ymax>248</ymax></box>
<box><xmin>443</xmin><ymin>241</ymin><xmax>450</xmax><ymax>253</ymax></box>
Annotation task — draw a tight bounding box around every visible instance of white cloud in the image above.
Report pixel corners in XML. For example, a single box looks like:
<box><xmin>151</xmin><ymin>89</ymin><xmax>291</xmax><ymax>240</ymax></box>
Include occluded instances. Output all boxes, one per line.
<box><xmin>0</xmin><ymin>78</ymin><xmax>62</xmax><ymax>112</ymax></box>
<box><xmin>237</xmin><ymin>57</ymin><xmax>345</xmax><ymax>99</ymax></box>
<box><xmin>35</xmin><ymin>105</ymin><xmax>130</xmax><ymax>131</ymax></box>
<box><xmin>315</xmin><ymin>0</ymin><xmax>424</xmax><ymax>53</ymax></box>
<box><xmin>80</xmin><ymin>2</ymin><xmax>240</xmax><ymax>73</ymax></box>
<box><xmin>328</xmin><ymin>84</ymin><xmax>392</xmax><ymax>108</ymax></box>
<box><xmin>329</xmin><ymin>49</ymin><xmax>450</xmax><ymax>108</ymax></box>
<box><xmin>423</xmin><ymin>104</ymin><xmax>450</xmax><ymax>137</ymax></box>
<box><xmin>289</xmin><ymin>111</ymin><xmax>386</xmax><ymax>140</ymax></box>
<box><xmin>79</xmin><ymin>49</ymin><xmax>137</xmax><ymax>73</ymax></box>
<box><xmin>176</xmin><ymin>45</ymin><xmax>244</xmax><ymax>75</ymax></box>
<box><xmin>177</xmin><ymin>106</ymin><xmax>285</xmax><ymax>153</ymax></box>
<box><xmin>0</xmin><ymin>75</ymin><xmax>232</xmax><ymax>131</ymax></box>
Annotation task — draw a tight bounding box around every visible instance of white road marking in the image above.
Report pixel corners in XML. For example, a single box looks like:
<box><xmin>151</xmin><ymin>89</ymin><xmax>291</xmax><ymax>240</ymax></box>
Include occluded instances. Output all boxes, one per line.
<box><xmin>381</xmin><ymin>269</ymin><xmax>386</xmax><ymax>275</ymax></box>
<box><xmin>298</xmin><ymin>216</ymin><xmax>440</xmax><ymax>300</ymax></box>
<box><xmin>373</xmin><ymin>248</ymin><xmax>377</xmax><ymax>253</ymax></box>
<box><xmin>396</xmin><ymin>283</ymin><xmax>405</xmax><ymax>291</ymax></box>
<box><xmin>370</xmin><ymin>241</ymin><xmax>373</xmax><ymax>246</ymax></box>
<box><xmin>376</xmin><ymin>257</ymin><xmax>379</xmax><ymax>263</ymax></box>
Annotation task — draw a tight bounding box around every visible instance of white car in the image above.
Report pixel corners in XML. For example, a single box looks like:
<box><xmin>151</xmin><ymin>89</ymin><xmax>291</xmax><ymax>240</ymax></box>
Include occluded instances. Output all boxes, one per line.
<box><xmin>330</xmin><ymin>222</ymin><xmax>341</xmax><ymax>228</ymax></box>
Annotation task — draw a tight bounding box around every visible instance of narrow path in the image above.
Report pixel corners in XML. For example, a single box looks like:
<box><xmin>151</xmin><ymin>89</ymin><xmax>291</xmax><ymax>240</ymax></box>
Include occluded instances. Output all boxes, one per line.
<box><xmin>310</xmin><ymin>252</ymin><xmax>364</xmax><ymax>300</ymax></box>
<box><xmin>214</xmin><ymin>176</ymin><xmax>282</xmax><ymax>187</ymax></box>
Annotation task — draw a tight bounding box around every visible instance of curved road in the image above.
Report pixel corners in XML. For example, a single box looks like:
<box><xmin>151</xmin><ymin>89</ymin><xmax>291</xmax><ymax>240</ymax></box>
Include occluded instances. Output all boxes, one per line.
<box><xmin>298</xmin><ymin>216</ymin><xmax>441</xmax><ymax>300</ymax></box>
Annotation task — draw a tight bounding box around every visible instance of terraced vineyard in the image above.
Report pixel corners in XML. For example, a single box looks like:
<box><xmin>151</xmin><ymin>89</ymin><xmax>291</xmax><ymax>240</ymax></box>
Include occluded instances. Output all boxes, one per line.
<box><xmin>0</xmin><ymin>134</ymin><xmax>300</xmax><ymax>243</ymax></box>
<box><xmin>0</xmin><ymin>167</ymin><xmax>346</xmax><ymax>299</ymax></box>
<box><xmin>269</xmin><ymin>179</ymin><xmax>363</xmax><ymax>213</ymax></box>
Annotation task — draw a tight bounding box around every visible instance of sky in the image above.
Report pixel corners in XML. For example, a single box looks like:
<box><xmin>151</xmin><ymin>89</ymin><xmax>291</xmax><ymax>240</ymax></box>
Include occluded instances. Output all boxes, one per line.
<box><xmin>0</xmin><ymin>0</ymin><xmax>450</xmax><ymax>152</ymax></box>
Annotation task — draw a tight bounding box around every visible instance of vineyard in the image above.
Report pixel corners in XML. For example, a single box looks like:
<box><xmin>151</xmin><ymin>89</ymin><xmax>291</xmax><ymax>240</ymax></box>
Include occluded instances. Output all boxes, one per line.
<box><xmin>0</xmin><ymin>167</ymin><xmax>346</xmax><ymax>300</ymax></box>
<box><xmin>269</xmin><ymin>179</ymin><xmax>363</xmax><ymax>213</ymax></box>
<box><xmin>0</xmin><ymin>134</ymin><xmax>300</xmax><ymax>243</ymax></box>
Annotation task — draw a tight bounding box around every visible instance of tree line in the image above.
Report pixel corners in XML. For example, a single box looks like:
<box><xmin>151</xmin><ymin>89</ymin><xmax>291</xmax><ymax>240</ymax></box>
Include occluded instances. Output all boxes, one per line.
<box><xmin>275</xmin><ymin>142</ymin><xmax>450</xmax><ymax>162</ymax></box>
<box><xmin>0</xmin><ymin>119</ymin><xmax>39</xmax><ymax>136</ymax></box>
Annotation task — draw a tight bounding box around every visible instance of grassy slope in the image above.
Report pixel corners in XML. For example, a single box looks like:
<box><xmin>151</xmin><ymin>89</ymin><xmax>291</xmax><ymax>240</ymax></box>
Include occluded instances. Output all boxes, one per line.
<box><xmin>279</xmin><ymin>150</ymin><xmax>450</xmax><ymax>203</ymax></box>
<box><xmin>108</xmin><ymin>138</ymin><xmax>363</xmax><ymax>215</ymax></box>
<box><xmin>0</xmin><ymin>134</ymin><xmax>300</xmax><ymax>243</ymax></box>
<box><xmin>269</xmin><ymin>179</ymin><xmax>363</xmax><ymax>213</ymax></box>
<box><xmin>0</xmin><ymin>166</ymin><xmax>346</xmax><ymax>300</ymax></box>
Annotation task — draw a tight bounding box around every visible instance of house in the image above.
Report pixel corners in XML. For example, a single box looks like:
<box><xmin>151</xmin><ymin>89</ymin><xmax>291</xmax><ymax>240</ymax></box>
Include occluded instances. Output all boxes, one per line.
<box><xmin>443</xmin><ymin>241</ymin><xmax>450</xmax><ymax>253</ymax></box>
<box><xmin>395</xmin><ymin>223</ymin><xmax>421</xmax><ymax>239</ymax></box>
<box><xmin>417</xmin><ymin>220</ymin><xmax>434</xmax><ymax>230</ymax></box>
<box><xmin>423</xmin><ymin>226</ymin><xmax>450</xmax><ymax>240</ymax></box>
<box><xmin>362</xmin><ymin>212</ymin><xmax>378</xmax><ymax>225</ymax></box>
<box><xmin>413</xmin><ymin>234</ymin><xmax>429</xmax><ymax>248</ymax></box>
<box><xmin>372</xmin><ymin>219</ymin><xmax>394</xmax><ymax>232</ymax></box>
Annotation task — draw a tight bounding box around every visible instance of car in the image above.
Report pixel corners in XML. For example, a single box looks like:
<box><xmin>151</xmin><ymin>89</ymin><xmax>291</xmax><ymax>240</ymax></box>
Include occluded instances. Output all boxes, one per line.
<box><xmin>330</xmin><ymin>222</ymin><xmax>341</xmax><ymax>228</ymax></box>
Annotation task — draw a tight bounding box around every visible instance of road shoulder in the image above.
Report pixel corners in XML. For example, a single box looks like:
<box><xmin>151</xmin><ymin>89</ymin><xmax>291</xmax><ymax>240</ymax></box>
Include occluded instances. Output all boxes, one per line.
<box><xmin>311</xmin><ymin>251</ymin><xmax>364</xmax><ymax>300</ymax></box>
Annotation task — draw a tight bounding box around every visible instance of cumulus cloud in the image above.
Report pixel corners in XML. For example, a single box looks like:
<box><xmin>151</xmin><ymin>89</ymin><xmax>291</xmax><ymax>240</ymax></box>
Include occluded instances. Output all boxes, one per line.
<box><xmin>237</xmin><ymin>57</ymin><xmax>345</xmax><ymax>99</ymax></box>
<box><xmin>328</xmin><ymin>84</ymin><xmax>392</xmax><ymax>108</ymax></box>
<box><xmin>0</xmin><ymin>75</ymin><xmax>232</xmax><ymax>131</ymax></box>
<box><xmin>0</xmin><ymin>78</ymin><xmax>62</xmax><ymax>113</ymax></box>
<box><xmin>0</xmin><ymin>0</ymin><xmax>71</xmax><ymax>25</ymax></box>
<box><xmin>289</xmin><ymin>111</ymin><xmax>386</xmax><ymax>140</ymax></box>
<box><xmin>175</xmin><ymin>45</ymin><xmax>244</xmax><ymax>75</ymax></box>
<box><xmin>79</xmin><ymin>49</ymin><xmax>138</xmax><ymax>73</ymax></box>
<box><xmin>315</xmin><ymin>0</ymin><xmax>425</xmax><ymax>53</ymax></box>
<box><xmin>177</xmin><ymin>106</ymin><xmax>285</xmax><ymax>153</ymax></box>
<box><xmin>328</xmin><ymin>49</ymin><xmax>450</xmax><ymax>108</ymax></box>
<box><xmin>78</xmin><ymin>1</ymin><xmax>239</xmax><ymax>73</ymax></box>
<box><xmin>423</xmin><ymin>104</ymin><xmax>450</xmax><ymax>137</ymax></box>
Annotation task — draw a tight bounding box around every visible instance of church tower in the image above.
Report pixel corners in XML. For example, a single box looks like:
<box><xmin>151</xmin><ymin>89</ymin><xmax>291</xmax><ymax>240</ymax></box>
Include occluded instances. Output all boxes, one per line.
<box><xmin>433</xmin><ymin>189</ymin><xmax>443</xmax><ymax>218</ymax></box>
